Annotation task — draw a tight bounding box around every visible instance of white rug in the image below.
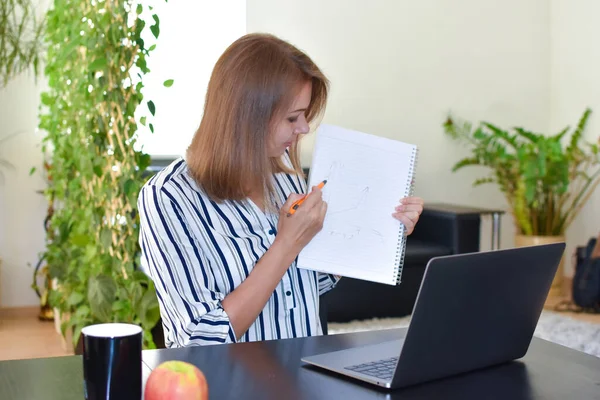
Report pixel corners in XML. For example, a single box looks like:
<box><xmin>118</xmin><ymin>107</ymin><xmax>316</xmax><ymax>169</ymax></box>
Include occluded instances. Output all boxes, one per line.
<box><xmin>328</xmin><ymin>311</ymin><xmax>600</xmax><ymax>358</ymax></box>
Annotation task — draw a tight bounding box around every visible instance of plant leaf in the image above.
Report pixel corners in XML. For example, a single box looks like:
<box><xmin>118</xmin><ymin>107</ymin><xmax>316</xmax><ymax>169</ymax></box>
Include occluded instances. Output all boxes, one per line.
<box><xmin>473</xmin><ymin>177</ymin><xmax>495</xmax><ymax>187</ymax></box>
<box><xmin>89</xmin><ymin>58</ymin><xmax>107</xmax><ymax>71</ymax></box>
<box><xmin>71</xmin><ymin>234</ymin><xmax>90</xmax><ymax>247</ymax></box>
<box><xmin>150</xmin><ymin>14</ymin><xmax>160</xmax><ymax>39</ymax></box>
<box><xmin>452</xmin><ymin>157</ymin><xmax>480</xmax><ymax>172</ymax></box>
<box><xmin>72</xmin><ymin>324</ymin><xmax>84</xmax><ymax>349</ymax></box>
<box><xmin>88</xmin><ymin>275</ymin><xmax>117</xmax><ymax>321</ymax></box>
<box><xmin>112</xmin><ymin>300</ymin><xmax>129</xmax><ymax>312</ymax></box>
<box><xmin>147</xmin><ymin>100</ymin><xmax>155</xmax><ymax>116</ymax></box>
<box><xmin>74</xmin><ymin>305</ymin><xmax>91</xmax><ymax>319</ymax></box>
<box><xmin>138</xmin><ymin>287</ymin><xmax>160</xmax><ymax>328</ymax></box>
<box><xmin>67</xmin><ymin>292</ymin><xmax>85</xmax><ymax>306</ymax></box>
<box><xmin>123</xmin><ymin>179</ymin><xmax>135</xmax><ymax>197</ymax></box>
<box><xmin>133</xmin><ymin>270</ymin><xmax>150</xmax><ymax>282</ymax></box>
<box><xmin>100</xmin><ymin>229</ymin><xmax>112</xmax><ymax>248</ymax></box>
<box><xmin>137</xmin><ymin>153</ymin><xmax>151</xmax><ymax>171</ymax></box>
<box><xmin>163</xmin><ymin>79</ymin><xmax>174</xmax><ymax>87</ymax></box>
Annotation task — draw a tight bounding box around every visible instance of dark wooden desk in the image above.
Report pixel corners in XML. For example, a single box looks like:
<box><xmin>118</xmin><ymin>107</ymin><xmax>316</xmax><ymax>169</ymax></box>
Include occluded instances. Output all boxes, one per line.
<box><xmin>1</xmin><ymin>329</ymin><xmax>599</xmax><ymax>399</ymax></box>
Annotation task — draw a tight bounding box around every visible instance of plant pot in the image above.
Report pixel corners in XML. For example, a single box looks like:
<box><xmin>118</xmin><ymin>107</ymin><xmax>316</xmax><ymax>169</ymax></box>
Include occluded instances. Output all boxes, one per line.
<box><xmin>514</xmin><ymin>235</ymin><xmax>565</xmax><ymax>300</ymax></box>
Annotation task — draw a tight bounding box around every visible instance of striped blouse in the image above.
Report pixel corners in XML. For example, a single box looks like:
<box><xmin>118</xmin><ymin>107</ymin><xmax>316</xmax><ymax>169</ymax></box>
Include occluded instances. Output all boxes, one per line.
<box><xmin>138</xmin><ymin>154</ymin><xmax>339</xmax><ymax>348</ymax></box>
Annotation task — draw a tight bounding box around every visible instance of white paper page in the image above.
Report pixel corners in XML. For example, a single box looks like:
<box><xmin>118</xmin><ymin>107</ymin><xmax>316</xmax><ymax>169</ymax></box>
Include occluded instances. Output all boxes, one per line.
<box><xmin>297</xmin><ymin>124</ymin><xmax>417</xmax><ymax>285</ymax></box>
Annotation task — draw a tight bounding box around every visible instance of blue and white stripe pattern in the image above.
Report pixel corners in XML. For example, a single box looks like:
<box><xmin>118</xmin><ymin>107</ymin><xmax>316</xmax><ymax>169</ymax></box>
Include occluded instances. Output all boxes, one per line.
<box><xmin>138</xmin><ymin>155</ymin><xmax>339</xmax><ymax>347</ymax></box>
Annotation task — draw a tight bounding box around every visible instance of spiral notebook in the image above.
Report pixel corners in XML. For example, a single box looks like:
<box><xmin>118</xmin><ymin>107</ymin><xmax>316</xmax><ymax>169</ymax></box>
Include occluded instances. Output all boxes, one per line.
<box><xmin>297</xmin><ymin>124</ymin><xmax>418</xmax><ymax>285</ymax></box>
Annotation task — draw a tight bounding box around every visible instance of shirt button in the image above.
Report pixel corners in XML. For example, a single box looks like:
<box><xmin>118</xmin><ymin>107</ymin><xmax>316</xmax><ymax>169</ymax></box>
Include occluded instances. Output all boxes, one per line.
<box><xmin>268</xmin><ymin>229</ymin><xmax>275</xmax><ymax>235</ymax></box>
<box><xmin>286</xmin><ymin>291</ymin><xmax>291</xmax><ymax>296</ymax></box>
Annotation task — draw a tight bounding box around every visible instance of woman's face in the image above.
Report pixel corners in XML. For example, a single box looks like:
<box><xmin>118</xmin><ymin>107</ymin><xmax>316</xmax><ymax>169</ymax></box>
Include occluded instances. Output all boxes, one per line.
<box><xmin>268</xmin><ymin>81</ymin><xmax>312</xmax><ymax>157</ymax></box>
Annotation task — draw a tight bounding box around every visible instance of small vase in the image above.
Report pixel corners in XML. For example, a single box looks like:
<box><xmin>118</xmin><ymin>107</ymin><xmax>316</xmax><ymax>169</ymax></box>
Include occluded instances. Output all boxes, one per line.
<box><xmin>514</xmin><ymin>234</ymin><xmax>565</xmax><ymax>302</ymax></box>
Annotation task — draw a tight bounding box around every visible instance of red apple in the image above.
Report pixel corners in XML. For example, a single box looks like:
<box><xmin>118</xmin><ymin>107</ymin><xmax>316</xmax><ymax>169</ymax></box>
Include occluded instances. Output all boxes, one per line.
<box><xmin>145</xmin><ymin>360</ymin><xmax>208</xmax><ymax>400</ymax></box>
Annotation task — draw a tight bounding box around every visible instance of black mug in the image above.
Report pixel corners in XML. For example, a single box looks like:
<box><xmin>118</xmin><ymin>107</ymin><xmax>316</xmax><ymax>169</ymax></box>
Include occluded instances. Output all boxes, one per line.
<box><xmin>82</xmin><ymin>323</ymin><xmax>143</xmax><ymax>400</ymax></box>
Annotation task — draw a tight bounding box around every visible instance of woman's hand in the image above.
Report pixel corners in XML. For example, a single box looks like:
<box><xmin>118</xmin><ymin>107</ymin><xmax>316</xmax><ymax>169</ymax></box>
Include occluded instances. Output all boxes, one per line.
<box><xmin>276</xmin><ymin>187</ymin><xmax>327</xmax><ymax>254</ymax></box>
<box><xmin>393</xmin><ymin>196</ymin><xmax>424</xmax><ymax>236</ymax></box>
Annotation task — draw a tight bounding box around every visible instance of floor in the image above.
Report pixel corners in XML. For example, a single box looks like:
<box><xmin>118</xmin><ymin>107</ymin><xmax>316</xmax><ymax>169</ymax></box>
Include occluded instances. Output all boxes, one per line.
<box><xmin>0</xmin><ymin>307</ymin><xmax>72</xmax><ymax>361</ymax></box>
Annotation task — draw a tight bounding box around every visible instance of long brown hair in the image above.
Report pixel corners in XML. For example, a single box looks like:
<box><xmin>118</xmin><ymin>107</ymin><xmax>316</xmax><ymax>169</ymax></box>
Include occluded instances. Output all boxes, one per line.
<box><xmin>186</xmin><ymin>33</ymin><xmax>329</xmax><ymax>203</ymax></box>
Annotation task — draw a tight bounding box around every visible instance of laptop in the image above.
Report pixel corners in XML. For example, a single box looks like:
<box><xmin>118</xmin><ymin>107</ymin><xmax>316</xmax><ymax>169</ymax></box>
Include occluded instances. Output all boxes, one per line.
<box><xmin>302</xmin><ymin>242</ymin><xmax>565</xmax><ymax>389</ymax></box>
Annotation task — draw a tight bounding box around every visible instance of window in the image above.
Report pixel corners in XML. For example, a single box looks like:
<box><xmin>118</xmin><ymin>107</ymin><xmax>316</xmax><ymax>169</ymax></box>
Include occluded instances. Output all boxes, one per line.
<box><xmin>135</xmin><ymin>0</ymin><xmax>246</xmax><ymax>158</ymax></box>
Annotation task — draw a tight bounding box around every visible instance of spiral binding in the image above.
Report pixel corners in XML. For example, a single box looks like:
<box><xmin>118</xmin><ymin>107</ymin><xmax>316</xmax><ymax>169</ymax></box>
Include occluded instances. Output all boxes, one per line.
<box><xmin>393</xmin><ymin>146</ymin><xmax>419</xmax><ymax>285</ymax></box>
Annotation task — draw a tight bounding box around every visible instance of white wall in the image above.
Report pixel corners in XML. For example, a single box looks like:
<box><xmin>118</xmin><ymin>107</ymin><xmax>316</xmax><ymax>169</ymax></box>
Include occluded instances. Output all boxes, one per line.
<box><xmin>0</xmin><ymin>70</ymin><xmax>48</xmax><ymax>308</ymax></box>
<box><xmin>550</xmin><ymin>0</ymin><xmax>600</xmax><ymax>274</ymax></box>
<box><xmin>247</xmin><ymin>0</ymin><xmax>552</xmax><ymax>253</ymax></box>
<box><xmin>0</xmin><ymin>0</ymin><xmax>49</xmax><ymax>308</ymax></box>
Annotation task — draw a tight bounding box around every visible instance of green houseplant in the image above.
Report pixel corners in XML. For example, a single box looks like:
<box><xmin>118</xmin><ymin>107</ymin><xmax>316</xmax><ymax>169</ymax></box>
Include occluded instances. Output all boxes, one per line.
<box><xmin>40</xmin><ymin>0</ymin><xmax>171</xmax><ymax>349</ymax></box>
<box><xmin>443</xmin><ymin>109</ymin><xmax>600</xmax><ymax>296</ymax></box>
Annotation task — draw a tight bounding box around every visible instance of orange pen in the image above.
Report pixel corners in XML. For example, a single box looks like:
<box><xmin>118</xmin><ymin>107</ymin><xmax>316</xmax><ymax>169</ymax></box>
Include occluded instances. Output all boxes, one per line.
<box><xmin>288</xmin><ymin>180</ymin><xmax>327</xmax><ymax>215</ymax></box>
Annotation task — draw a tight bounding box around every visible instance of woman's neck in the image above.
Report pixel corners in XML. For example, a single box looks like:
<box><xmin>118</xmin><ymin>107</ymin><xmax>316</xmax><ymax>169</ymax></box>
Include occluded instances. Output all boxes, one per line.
<box><xmin>246</xmin><ymin>185</ymin><xmax>266</xmax><ymax>212</ymax></box>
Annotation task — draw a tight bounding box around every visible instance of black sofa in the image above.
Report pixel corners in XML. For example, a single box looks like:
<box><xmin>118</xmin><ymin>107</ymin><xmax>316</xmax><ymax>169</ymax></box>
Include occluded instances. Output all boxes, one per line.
<box><xmin>319</xmin><ymin>203</ymin><xmax>484</xmax><ymax>330</ymax></box>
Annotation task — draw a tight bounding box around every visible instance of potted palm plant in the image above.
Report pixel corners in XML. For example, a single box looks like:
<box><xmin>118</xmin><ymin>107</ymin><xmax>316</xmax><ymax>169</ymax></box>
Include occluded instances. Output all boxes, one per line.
<box><xmin>443</xmin><ymin>109</ymin><xmax>600</xmax><ymax>298</ymax></box>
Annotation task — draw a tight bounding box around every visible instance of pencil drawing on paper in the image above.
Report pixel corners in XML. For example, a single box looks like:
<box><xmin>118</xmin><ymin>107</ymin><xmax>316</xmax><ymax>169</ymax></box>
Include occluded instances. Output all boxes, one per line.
<box><xmin>325</xmin><ymin>161</ymin><xmax>343</xmax><ymax>181</ymax></box>
<box><xmin>326</xmin><ymin>225</ymin><xmax>386</xmax><ymax>243</ymax></box>
<box><xmin>318</xmin><ymin>159</ymin><xmax>386</xmax><ymax>244</ymax></box>
<box><xmin>329</xmin><ymin>186</ymin><xmax>370</xmax><ymax>216</ymax></box>
<box><xmin>328</xmin><ymin>225</ymin><xmax>361</xmax><ymax>240</ymax></box>
<box><xmin>370</xmin><ymin>229</ymin><xmax>385</xmax><ymax>243</ymax></box>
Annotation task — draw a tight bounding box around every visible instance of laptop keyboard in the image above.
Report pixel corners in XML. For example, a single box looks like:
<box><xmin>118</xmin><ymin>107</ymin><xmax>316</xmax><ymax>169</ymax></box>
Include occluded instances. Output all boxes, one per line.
<box><xmin>344</xmin><ymin>356</ymin><xmax>399</xmax><ymax>380</ymax></box>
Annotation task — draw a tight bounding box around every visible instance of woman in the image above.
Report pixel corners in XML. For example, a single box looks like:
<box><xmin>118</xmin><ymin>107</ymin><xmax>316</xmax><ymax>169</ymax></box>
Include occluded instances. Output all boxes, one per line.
<box><xmin>138</xmin><ymin>33</ymin><xmax>424</xmax><ymax>348</ymax></box>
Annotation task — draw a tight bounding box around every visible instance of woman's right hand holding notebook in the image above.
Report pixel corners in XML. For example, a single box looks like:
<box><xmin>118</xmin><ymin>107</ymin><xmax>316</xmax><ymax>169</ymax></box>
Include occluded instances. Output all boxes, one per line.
<box><xmin>393</xmin><ymin>196</ymin><xmax>424</xmax><ymax>236</ymax></box>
